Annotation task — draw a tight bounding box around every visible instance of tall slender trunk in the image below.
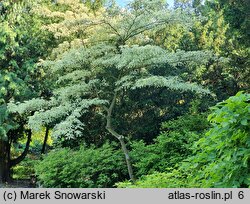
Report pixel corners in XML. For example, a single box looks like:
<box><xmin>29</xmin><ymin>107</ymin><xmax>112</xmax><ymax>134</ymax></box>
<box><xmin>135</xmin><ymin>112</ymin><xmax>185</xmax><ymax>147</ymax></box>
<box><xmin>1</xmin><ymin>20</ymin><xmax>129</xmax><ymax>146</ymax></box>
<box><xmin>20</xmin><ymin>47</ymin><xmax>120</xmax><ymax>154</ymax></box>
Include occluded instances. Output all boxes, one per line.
<box><xmin>41</xmin><ymin>127</ymin><xmax>49</xmax><ymax>154</ymax></box>
<box><xmin>118</xmin><ymin>137</ymin><xmax>135</xmax><ymax>182</ymax></box>
<box><xmin>105</xmin><ymin>91</ymin><xmax>135</xmax><ymax>182</ymax></box>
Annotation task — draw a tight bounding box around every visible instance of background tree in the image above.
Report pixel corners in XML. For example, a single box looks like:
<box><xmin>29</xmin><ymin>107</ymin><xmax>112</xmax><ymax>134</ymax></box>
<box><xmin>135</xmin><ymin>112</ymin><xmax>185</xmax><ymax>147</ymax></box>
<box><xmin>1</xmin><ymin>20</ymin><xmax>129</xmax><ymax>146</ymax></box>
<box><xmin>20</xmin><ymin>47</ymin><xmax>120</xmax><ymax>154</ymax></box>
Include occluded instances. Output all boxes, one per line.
<box><xmin>152</xmin><ymin>0</ymin><xmax>249</xmax><ymax>102</ymax></box>
<box><xmin>0</xmin><ymin>0</ymin><xmax>57</xmax><ymax>183</ymax></box>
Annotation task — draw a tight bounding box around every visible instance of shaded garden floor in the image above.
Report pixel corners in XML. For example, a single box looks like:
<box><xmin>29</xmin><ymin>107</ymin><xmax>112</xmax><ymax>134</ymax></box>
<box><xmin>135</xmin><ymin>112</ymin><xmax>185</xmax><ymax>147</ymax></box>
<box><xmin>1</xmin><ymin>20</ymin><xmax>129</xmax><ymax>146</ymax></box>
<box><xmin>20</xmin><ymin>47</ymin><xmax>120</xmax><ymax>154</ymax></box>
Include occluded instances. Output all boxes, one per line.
<box><xmin>0</xmin><ymin>179</ymin><xmax>35</xmax><ymax>188</ymax></box>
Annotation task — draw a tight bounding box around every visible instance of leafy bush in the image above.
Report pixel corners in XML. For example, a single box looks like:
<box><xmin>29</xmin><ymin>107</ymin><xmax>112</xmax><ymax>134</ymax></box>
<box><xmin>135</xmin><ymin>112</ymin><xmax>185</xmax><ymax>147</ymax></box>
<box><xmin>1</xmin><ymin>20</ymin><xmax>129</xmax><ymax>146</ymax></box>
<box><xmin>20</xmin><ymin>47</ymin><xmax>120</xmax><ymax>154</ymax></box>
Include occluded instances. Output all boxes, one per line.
<box><xmin>35</xmin><ymin>143</ymin><xmax>127</xmax><ymax>188</ymax></box>
<box><xmin>130</xmin><ymin>113</ymin><xmax>209</xmax><ymax>177</ymax></box>
<box><xmin>116</xmin><ymin>169</ymin><xmax>188</xmax><ymax>188</ymax></box>
<box><xmin>118</xmin><ymin>92</ymin><xmax>250</xmax><ymax>188</ymax></box>
<box><xmin>12</xmin><ymin>157</ymin><xmax>38</xmax><ymax>180</ymax></box>
<box><xmin>184</xmin><ymin>91</ymin><xmax>250</xmax><ymax>187</ymax></box>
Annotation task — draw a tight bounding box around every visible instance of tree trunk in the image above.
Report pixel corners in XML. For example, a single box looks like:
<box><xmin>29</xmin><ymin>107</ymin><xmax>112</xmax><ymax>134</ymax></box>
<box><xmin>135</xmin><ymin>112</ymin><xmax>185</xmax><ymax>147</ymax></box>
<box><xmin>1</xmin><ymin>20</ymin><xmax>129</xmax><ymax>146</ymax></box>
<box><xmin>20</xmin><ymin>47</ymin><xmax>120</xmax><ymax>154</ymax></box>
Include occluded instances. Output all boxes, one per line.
<box><xmin>41</xmin><ymin>127</ymin><xmax>49</xmax><ymax>154</ymax></box>
<box><xmin>0</xmin><ymin>139</ymin><xmax>11</xmax><ymax>183</ymax></box>
<box><xmin>118</xmin><ymin>137</ymin><xmax>135</xmax><ymax>182</ymax></box>
<box><xmin>0</xmin><ymin>129</ymin><xmax>32</xmax><ymax>183</ymax></box>
<box><xmin>105</xmin><ymin>91</ymin><xmax>136</xmax><ymax>182</ymax></box>
<box><xmin>10</xmin><ymin>129</ymin><xmax>32</xmax><ymax>167</ymax></box>
<box><xmin>106</xmin><ymin>126</ymin><xmax>135</xmax><ymax>182</ymax></box>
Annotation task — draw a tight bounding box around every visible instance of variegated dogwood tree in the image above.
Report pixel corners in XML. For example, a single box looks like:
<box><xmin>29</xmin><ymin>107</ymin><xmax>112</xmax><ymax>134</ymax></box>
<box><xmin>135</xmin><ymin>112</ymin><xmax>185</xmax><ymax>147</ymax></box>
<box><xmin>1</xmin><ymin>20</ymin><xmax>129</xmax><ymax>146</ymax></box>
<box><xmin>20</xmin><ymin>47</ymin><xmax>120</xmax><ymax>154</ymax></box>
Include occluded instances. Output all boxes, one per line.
<box><xmin>9</xmin><ymin>0</ymin><xmax>216</xmax><ymax>182</ymax></box>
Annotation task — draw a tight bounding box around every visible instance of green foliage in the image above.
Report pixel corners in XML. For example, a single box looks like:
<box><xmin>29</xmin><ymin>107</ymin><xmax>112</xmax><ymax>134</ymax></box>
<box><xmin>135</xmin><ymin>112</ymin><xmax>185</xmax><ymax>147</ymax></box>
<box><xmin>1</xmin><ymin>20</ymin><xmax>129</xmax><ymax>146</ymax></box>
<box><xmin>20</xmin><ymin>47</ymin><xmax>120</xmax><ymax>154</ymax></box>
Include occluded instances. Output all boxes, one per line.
<box><xmin>0</xmin><ymin>0</ymin><xmax>56</xmax><ymax>103</ymax></box>
<box><xmin>184</xmin><ymin>91</ymin><xmax>250</xmax><ymax>187</ymax></box>
<box><xmin>11</xmin><ymin>0</ymin><xmax>212</xmax><ymax>147</ymax></box>
<box><xmin>119</xmin><ymin>92</ymin><xmax>250</xmax><ymax>188</ymax></box>
<box><xmin>0</xmin><ymin>105</ymin><xmax>11</xmax><ymax>140</ymax></box>
<box><xmin>217</xmin><ymin>0</ymin><xmax>250</xmax><ymax>47</ymax></box>
<box><xmin>83</xmin><ymin>0</ymin><xmax>107</xmax><ymax>11</ymax></box>
<box><xmin>0</xmin><ymin>0</ymin><xmax>59</xmax><ymax>181</ymax></box>
<box><xmin>8</xmin><ymin>0</ymin><xmax>214</xmax><ymax>182</ymax></box>
<box><xmin>153</xmin><ymin>0</ymin><xmax>249</xmax><ymax>99</ymax></box>
<box><xmin>116</xmin><ymin>170</ymin><xmax>187</xmax><ymax>188</ymax></box>
<box><xmin>194</xmin><ymin>1</ymin><xmax>249</xmax><ymax>94</ymax></box>
<box><xmin>35</xmin><ymin>143</ymin><xmax>127</xmax><ymax>187</ymax></box>
<box><xmin>130</xmin><ymin>113</ymin><xmax>209</xmax><ymax>177</ymax></box>
<box><xmin>12</xmin><ymin>157</ymin><xmax>37</xmax><ymax>180</ymax></box>
<box><xmin>1</xmin><ymin>0</ymin><xmax>248</xmax><ymax>187</ymax></box>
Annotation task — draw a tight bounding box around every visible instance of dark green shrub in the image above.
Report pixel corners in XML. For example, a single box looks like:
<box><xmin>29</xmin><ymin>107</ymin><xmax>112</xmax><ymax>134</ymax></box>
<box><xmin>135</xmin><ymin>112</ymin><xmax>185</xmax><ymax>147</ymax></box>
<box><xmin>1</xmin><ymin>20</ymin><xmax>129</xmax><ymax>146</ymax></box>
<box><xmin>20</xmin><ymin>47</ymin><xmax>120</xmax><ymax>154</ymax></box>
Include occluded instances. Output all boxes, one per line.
<box><xmin>35</xmin><ymin>143</ymin><xmax>127</xmax><ymax>188</ymax></box>
<box><xmin>130</xmin><ymin>113</ymin><xmax>209</xmax><ymax>177</ymax></box>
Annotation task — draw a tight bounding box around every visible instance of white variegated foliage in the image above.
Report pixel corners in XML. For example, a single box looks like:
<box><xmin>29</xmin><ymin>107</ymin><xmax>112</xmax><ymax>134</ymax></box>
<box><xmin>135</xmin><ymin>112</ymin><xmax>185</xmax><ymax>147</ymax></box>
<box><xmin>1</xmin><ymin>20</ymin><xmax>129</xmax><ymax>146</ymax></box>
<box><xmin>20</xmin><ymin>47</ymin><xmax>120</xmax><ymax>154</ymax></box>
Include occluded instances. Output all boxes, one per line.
<box><xmin>8</xmin><ymin>0</ymin><xmax>214</xmax><ymax>141</ymax></box>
